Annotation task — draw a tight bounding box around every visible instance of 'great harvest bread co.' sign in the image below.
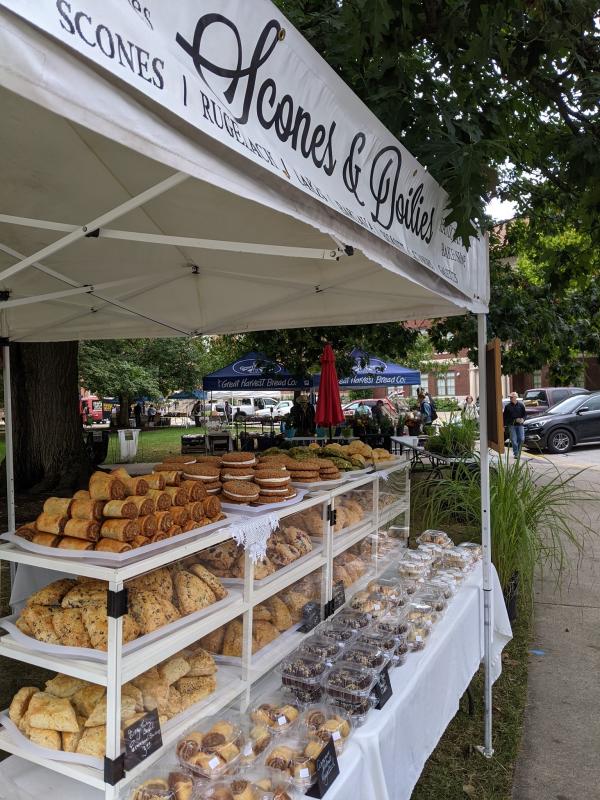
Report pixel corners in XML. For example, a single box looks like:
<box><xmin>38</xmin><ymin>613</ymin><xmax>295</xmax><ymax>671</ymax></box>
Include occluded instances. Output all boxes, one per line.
<box><xmin>1</xmin><ymin>0</ymin><xmax>487</xmax><ymax>302</ymax></box>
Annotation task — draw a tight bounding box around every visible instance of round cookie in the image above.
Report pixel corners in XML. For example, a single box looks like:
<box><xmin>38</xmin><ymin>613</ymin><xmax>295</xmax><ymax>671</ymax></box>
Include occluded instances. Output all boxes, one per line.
<box><xmin>222</xmin><ymin>480</ymin><xmax>260</xmax><ymax>503</ymax></box>
<box><xmin>221</xmin><ymin>453</ymin><xmax>257</xmax><ymax>468</ymax></box>
<box><xmin>183</xmin><ymin>464</ymin><xmax>221</xmax><ymax>482</ymax></box>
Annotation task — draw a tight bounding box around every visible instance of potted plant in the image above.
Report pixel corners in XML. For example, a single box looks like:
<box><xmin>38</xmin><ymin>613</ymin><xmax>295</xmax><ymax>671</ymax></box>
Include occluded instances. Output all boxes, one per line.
<box><xmin>426</xmin><ymin>419</ymin><xmax>477</xmax><ymax>458</ymax></box>
<box><xmin>415</xmin><ymin>455</ymin><xmax>596</xmax><ymax>619</ymax></box>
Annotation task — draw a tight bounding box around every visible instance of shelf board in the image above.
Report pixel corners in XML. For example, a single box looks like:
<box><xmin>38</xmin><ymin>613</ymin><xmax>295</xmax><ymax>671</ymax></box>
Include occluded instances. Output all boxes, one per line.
<box><xmin>252</xmin><ymin>554</ymin><xmax>326</xmax><ymax>605</ymax></box>
<box><xmin>332</xmin><ymin>517</ymin><xmax>375</xmax><ymax>557</ymax></box>
<box><xmin>249</xmin><ymin>626</ymin><xmax>310</xmax><ymax>683</ymax></box>
<box><xmin>378</xmin><ymin>499</ymin><xmax>409</xmax><ymax>528</ymax></box>
<box><xmin>0</xmin><ymin>636</ymin><xmax>108</xmax><ymax>685</ymax></box>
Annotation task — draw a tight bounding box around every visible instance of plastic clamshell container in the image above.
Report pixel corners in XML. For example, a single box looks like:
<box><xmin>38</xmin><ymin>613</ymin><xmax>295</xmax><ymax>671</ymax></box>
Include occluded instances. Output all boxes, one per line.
<box><xmin>325</xmin><ymin>694</ymin><xmax>375</xmax><ymax>726</ymax></box>
<box><xmin>324</xmin><ymin>662</ymin><xmax>379</xmax><ymax>706</ymax></box>
<box><xmin>366</xmin><ymin>577</ymin><xmax>408</xmax><ymax>607</ymax></box>
<box><xmin>249</xmin><ymin>697</ymin><xmax>301</xmax><ymax>736</ymax></box>
<box><xmin>416</xmin><ymin>529</ymin><xmax>454</xmax><ymax>548</ymax></box>
<box><xmin>355</xmin><ymin>629</ymin><xmax>398</xmax><ymax>660</ymax></box>
<box><xmin>128</xmin><ymin>767</ymin><xmax>188</xmax><ymax>800</ymax></box>
<box><xmin>442</xmin><ymin>547</ymin><xmax>473</xmax><ymax>571</ymax></box>
<box><xmin>315</xmin><ymin>621</ymin><xmax>359</xmax><ymax>646</ymax></box>
<box><xmin>407</xmin><ymin>599</ymin><xmax>436</xmax><ymax>625</ymax></box>
<box><xmin>333</xmin><ymin>608</ymin><xmax>371</xmax><ymax>630</ymax></box>
<box><xmin>457</xmin><ymin>541</ymin><xmax>483</xmax><ymax>560</ymax></box>
<box><xmin>374</xmin><ymin>609</ymin><xmax>410</xmax><ymax>638</ymax></box>
<box><xmin>349</xmin><ymin>590</ymin><xmax>391</xmax><ymax>618</ymax></box>
<box><xmin>278</xmin><ymin>654</ymin><xmax>329</xmax><ymax>704</ymax></box>
<box><xmin>414</xmin><ymin>589</ymin><xmax>448</xmax><ymax>614</ymax></box>
<box><xmin>238</xmin><ymin>717</ymin><xmax>273</xmax><ymax>767</ymax></box>
<box><xmin>263</xmin><ymin>735</ymin><xmax>323</xmax><ymax>790</ymax></box>
<box><xmin>339</xmin><ymin>644</ymin><xmax>390</xmax><ymax>674</ymax></box>
<box><xmin>417</xmin><ymin>542</ymin><xmax>446</xmax><ymax>565</ymax></box>
<box><xmin>195</xmin><ymin>778</ymin><xmax>271</xmax><ymax>800</ymax></box>
<box><xmin>175</xmin><ymin>715</ymin><xmax>243</xmax><ymax>779</ymax></box>
<box><xmin>443</xmin><ymin>566</ymin><xmax>466</xmax><ymax>583</ymax></box>
<box><xmin>397</xmin><ymin>558</ymin><xmax>430</xmax><ymax>580</ymax></box>
<box><xmin>298</xmin><ymin>703</ymin><xmax>352</xmax><ymax>755</ymax></box>
<box><xmin>421</xmin><ymin>576</ymin><xmax>456</xmax><ymax>599</ymax></box>
<box><xmin>407</xmin><ymin>620</ymin><xmax>430</xmax><ymax>651</ymax></box>
<box><xmin>299</xmin><ymin>634</ymin><xmax>345</xmax><ymax>665</ymax></box>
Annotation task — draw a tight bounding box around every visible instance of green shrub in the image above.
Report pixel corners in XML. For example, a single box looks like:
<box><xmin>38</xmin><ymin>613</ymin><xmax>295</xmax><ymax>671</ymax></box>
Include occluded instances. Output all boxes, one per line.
<box><xmin>426</xmin><ymin>420</ymin><xmax>478</xmax><ymax>457</ymax></box>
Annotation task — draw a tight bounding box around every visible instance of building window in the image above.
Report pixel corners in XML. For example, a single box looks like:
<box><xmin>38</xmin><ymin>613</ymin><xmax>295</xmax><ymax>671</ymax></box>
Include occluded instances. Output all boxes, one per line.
<box><xmin>411</xmin><ymin>374</ymin><xmax>428</xmax><ymax>397</ymax></box>
<box><xmin>533</xmin><ymin>370</ymin><xmax>542</xmax><ymax>389</ymax></box>
<box><xmin>436</xmin><ymin>372</ymin><xmax>456</xmax><ymax>396</ymax></box>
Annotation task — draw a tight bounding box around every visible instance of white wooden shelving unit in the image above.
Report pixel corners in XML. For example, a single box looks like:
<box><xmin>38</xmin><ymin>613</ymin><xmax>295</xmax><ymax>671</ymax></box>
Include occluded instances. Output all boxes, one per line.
<box><xmin>0</xmin><ymin>457</ymin><xmax>410</xmax><ymax>799</ymax></box>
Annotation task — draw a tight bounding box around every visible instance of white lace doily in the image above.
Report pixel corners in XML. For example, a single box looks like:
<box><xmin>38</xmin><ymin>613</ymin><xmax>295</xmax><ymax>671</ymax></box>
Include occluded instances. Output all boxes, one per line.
<box><xmin>229</xmin><ymin>512</ymin><xmax>279</xmax><ymax>563</ymax></box>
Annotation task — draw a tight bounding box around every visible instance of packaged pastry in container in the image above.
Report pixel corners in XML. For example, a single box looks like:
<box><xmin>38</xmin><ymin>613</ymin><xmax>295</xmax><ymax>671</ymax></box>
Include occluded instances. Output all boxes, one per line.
<box><xmin>324</xmin><ymin>662</ymin><xmax>378</xmax><ymax>708</ymax></box>
<box><xmin>421</xmin><ymin>575</ymin><xmax>457</xmax><ymax>599</ymax></box>
<box><xmin>406</xmin><ymin>620</ymin><xmax>429</xmax><ymax>651</ymax></box>
<box><xmin>414</xmin><ymin>589</ymin><xmax>448</xmax><ymax>615</ymax></box>
<box><xmin>457</xmin><ymin>541</ymin><xmax>482</xmax><ymax>561</ymax></box>
<box><xmin>314</xmin><ymin>620</ymin><xmax>359</xmax><ymax>646</ymax></box>
<box><xmin>407</xmin><ymin>599</ymin><xmax>437</xmax><ymax>626</ymax></box>
<box><xmin>194</xmin><ymin>777</ymin><xmax>271</xmax><ymax>800</ymax></box>
<box><xmin>249</xmin><ymin>695</ymin><xmax>301</xmax><ymax>735</ymax></box>
<box><xmin>416</xmin><ymin>542</ymin><xmax>446</xmax><ymax>568</ymax></box>
<box><xmin>176</xmin><ymin>715</ymin><xmax>243</xmax><ymax>779</ymax></box>
<box><xmin>332</xmin><ymin>608</ymin><xmax>371</xmax><ymax>630</ymax></box>
<box><xmin>277</xmin><ymin>654</ymin><xmax>328</xmax><ymax>704</ymax></box>
<box><xmin>328</xmin><ymin>694</ymin><xmax>374</xmax><ymax>727</ymax></box>
<box><xmin>339</xmin><ymin>644</ymin><xmax>390</xmax><ymax>674</ymax></box>
<box><xmin>374</xmin><ymin>609</ymin><xmax>409</xmax><ymax>638</ymax></box>
<box><xmin>397</xmin><ymin>552</ymin><xmax>431</xmax><ymax>580</ymax></box>
<box><xmin>129</xmin><ymin>769</ymin><xmax>195</xmax><ymax>800</ymax></box>
<box><xmin>416</xmin><ymin>529</ymin><xmax>454</xmax><ymax>548</ymax></box>
<box><xmin>298</xmin><ymin>704</ymin><xmax>352</xmax><ymax>755</ymax></box>
<box><xmin>366</xmin><ymin>577</ymin><xmax>408</xmax><ymax>607</ymax></box>
<box><xmin>238</xmin><ymin>716</ymin><xmax>273</xmax><ymax>767</ymax></box>
<box><xmin>263</xmin><ymin>735</ymin><xmax>326</xmax><ymax>791</ymax></box>
<box><xmin>239</xmin><ymin>768</ymin><xmax>299</xmax><ymax>800</ymax></box>
<box><xmin>442</xmin><ymin>566</ymin><xmax>466</xmax><ymax>584</ymax></box>
<box><xmin>442</xmin><ymin>547</ymin><xmax>473</xmax><ymax>572</ymax></box>
<box><xmin>348</xmin><ymin>590</ymin><xmax>391</xmax><ymax>619</ymax></box>
<box><xmin>355</xmin><ymin>629</ymin><xmax>406</xmax><ymax>667</ymax></box>
<box><xmin>298</xmin><ymin>633</ymin><xmax>345</xmax><ymax>666</ymax></box>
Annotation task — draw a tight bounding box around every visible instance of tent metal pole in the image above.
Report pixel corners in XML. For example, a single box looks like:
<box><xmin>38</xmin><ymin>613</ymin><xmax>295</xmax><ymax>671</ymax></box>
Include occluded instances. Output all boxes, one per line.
<box><xmin>477</xmin><ymin>312</ymin><xmax>494</xmax><ymax>758</ymax></box>
<box><xmin>0</xmin><ymin>172</ymin><xmax>188</xmax><ymax>283</ymax></box>
<box><xmin>3</xmin><ymin>343</ymin><xmax>15</xmax><ymax>536</ymax></box>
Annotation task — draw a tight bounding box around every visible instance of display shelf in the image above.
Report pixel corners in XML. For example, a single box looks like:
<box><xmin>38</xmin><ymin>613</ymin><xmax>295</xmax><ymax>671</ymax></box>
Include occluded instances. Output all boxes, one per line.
<box><xmin>0</xmin><ymin>462</ymin><xmax>411</xmax><ymax>800</ymax></box>
<box><xmin>332</xmin><ymin>517</ymin><xmax>376</xmax><ymax>557</ymax></box>
<box><xmin>0</xmin><ymin>523</ymin><xmax>235</xmax><ymax>583</ymax></box>
<box><xmin>378</xmin><ymin>499</ymin><xmax>410</xmax><ymax>528</ymax></box>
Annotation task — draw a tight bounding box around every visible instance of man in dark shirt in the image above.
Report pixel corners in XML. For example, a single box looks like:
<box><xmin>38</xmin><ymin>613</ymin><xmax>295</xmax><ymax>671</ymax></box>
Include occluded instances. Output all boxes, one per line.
<box><xmin>503</xmin><ymin>392</ymin><xmax>527</xmax><ymax>458</ymax></box>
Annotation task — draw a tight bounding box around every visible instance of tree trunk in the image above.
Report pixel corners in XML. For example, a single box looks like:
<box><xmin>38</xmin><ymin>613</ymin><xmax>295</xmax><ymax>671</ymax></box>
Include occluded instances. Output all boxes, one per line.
<box><xmin>9</xmin><ymin>342</ymin><xmax>93</xmax><ymax>492</ymax></box>
<box><xmin>117</xmin><ymin>393</ymin><xmax>131</xmax><ymax>428</ymax></box>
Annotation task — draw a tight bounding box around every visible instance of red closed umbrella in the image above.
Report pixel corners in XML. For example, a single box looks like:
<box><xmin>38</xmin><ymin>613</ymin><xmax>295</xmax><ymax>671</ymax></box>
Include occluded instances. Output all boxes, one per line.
<box><xmin>315</xmin><ymin>344</ymin><xmax>345</xmax><ymax>436</ymax></box>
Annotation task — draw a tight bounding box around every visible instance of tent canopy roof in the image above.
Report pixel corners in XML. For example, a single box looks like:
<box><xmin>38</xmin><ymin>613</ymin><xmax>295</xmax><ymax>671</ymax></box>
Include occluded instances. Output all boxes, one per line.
<box><xmin>313</xmin><ymin>349</ymin><xmax>421</xmax><ymax>388</ymax></box>
<box><xmin>0</xmin><ymin>3</ymin><xmax>488</xmax><ymax>344</ymax></box>
<box><xmin>203</xmin><ymin>352</ymin><xmax>311</xmax><ymax>391</ymax></box>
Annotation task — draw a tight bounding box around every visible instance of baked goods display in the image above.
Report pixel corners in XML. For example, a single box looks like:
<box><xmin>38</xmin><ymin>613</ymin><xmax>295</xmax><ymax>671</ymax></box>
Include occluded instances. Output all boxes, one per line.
<box><xmin>130</xmin><ymin>771</ymin><xmax>194</xmax><ymax>800</ymax></box>
<box><xmin>250</xmin><ymin>696</ymin><xmax>300</xmax><ymax>734</ymax></box>
<box><xmin>176</xmin><ymin>715</ymin><xmax>244</xmax><ymax>778</ymax></box>
<box><xmin>278</xmin><ymin>654</ymin><xmax>329</xmax><ymax>703</ymax></box>
<box><xmin>194</xmin><ymin>777</ymin><xmax>277</xmax><ymax>800</ymax></box>
<box><xmin>13</xmin><ymin>565</ymin><xmax>228</xmax><ymax>650</ymax></box>
<box><xmin>6</xmin><ymin>643</ymin><xmax>217</xmax><ymax>758</ymax></box>
<box><xmin>263</xmin><ymin>735</ymin><xmax>324</xmax><ymax>790</ymax></box>
<box><xmin>15</xmin><ymin>466</ymin><xmax>226</xmax><ymax>554</ymax></box>
<box><xmin>285</xmin><ymin>491</ymin><xmax>370</xmax><ymax>537</ymax></box>
<box><xmin>416</xmin><ymin>529</ymin><xmax>454</xmax><ymax>548</ymax></box>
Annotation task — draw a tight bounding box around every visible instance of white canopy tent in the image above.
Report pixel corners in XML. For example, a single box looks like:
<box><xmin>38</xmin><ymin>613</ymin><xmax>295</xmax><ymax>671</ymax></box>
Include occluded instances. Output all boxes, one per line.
<box><xmin>0</xmin><ymin>0</ymin><xmax>495</xmax><ymax>776</ymax></box>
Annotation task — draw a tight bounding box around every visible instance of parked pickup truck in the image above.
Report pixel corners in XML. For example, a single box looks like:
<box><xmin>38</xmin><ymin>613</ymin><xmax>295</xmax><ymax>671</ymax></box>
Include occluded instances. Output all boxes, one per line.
<box><xmin>522</xmin><ymin>387</ymin><xmax>589</xmax><ymax>418</ymax></box>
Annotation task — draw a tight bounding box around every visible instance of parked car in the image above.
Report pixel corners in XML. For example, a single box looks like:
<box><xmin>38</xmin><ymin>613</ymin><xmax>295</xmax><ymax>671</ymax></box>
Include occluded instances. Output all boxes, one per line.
<box><xmin>522</xmin><ymin>386</ymin><xmax>589</xmax><ymax>418</ymax></box>
<box><xmin>523</xmin><ymin>391</ymin><xmax>600</xmax><ymax>453</ymax></box>
<box><xmin>215</xmin><ymin>396</ymin><xmax>279</xmax><ymax>417</ymax></box>
<box><xmin>255</xmin><ymin>400</ymin><xmax>293</xmax><ymax>418</ymax></box>
<box><xmin>342</xmin><ymin>398</ymin><xmax>398</xmax><ymax>421</ymax></box>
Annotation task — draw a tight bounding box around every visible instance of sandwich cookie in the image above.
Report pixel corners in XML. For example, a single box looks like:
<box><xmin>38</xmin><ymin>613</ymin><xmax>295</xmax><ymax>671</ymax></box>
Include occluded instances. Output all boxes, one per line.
<box><xmin>182</xmin><ymin>465</ymin><xmax>221</xmax><ymax>482</ymax></box>
<box><xmin>222</xmin><ymin>480</ymin><xmax>260</xmax><ymax>504</ymax></box>
<box><xmin>221</xmin><ymin>453</ymin><xmax>257</xmax><ymax>468</ymax></box>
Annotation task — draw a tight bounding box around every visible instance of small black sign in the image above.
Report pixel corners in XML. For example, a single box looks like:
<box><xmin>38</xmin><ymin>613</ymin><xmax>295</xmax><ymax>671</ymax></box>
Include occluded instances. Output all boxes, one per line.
<box><xmin>306</xmin><ymin>737</ymin><xmax>340</xmax><ymax>797</ymax></box>
<box><xmin>332</xmin><ymin>581</ymin><xmax>346</xmax><ymax>611</ymax></box>
<box><xmin>123</xmin><ymin>709</ymin><xmax>162</xmax><ymax>770</ymax></box>
<box><xmin>374</xmin><ymin>666</ymin><xmax>393</xmax><ymax>710</ymax></box>
<box><xmin>299</xmin><ymin>601</ymin><xmax>321</xmax><ymax>633</ymax></box>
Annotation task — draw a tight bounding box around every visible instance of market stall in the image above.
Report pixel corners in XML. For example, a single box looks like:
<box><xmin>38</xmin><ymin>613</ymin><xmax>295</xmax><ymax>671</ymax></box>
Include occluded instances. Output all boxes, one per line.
<box><xmin>313</xmin><ymin>350</ymin><xmax>421</xmax><ymax>390</ymax></box>
<box><xmin>0</xmin><ymin>1</ymin><xmax>497</xmax><ymax>798</ymax></box>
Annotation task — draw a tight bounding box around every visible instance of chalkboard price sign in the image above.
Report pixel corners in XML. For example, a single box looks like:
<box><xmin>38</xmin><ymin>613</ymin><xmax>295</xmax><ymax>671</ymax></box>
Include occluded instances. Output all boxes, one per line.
<box><xmin>306</xmin><ymin>738</ymin><xmax>340</xmax><ymax>797</ymax></box>
<box><xmin>123</xmin><ymin>709</ymin><xmax>162</xmax><ymax>770</ymax></box>
<box><xmin>332</xmin><ymin>581</ymin><xmax>346</xmax><ymax>611</ymax></box>
<box><xmin>300</xmin><ymin>601</ymin><xmax>321</xmax><ymax>633</ymax></box>
<box><xmin>374</xmin><ymin>666</ymin><xmax>393</xmax><ymax>710</ymax></box>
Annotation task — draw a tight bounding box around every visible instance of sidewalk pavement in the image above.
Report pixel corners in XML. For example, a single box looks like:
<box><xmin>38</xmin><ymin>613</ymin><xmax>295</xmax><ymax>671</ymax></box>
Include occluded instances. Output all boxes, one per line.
<box><xmin>512</xmin><ymin>465</ymin><xmax>600</xmax><ymax>799</ymax></box>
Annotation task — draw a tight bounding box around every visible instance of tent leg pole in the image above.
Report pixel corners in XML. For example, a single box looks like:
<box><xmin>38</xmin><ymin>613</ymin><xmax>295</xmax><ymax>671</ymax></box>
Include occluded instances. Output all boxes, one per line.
<box><xmin>3</xmin><ymin>344</ymin><xmax>15</xmax><ymax>534</ymax></box>
<box><xmin>477</xmin><ymin>313</ymin><xmax>494</xmax><ymax>758</ymax></box>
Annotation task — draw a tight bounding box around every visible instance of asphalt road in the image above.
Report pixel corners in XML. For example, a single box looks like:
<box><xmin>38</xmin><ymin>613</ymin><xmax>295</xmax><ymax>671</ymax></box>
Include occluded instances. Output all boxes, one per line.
<box><xmin>524</xmin><ymin>442</ymin><xmax>600</xmax><ymax>471</ymax></box>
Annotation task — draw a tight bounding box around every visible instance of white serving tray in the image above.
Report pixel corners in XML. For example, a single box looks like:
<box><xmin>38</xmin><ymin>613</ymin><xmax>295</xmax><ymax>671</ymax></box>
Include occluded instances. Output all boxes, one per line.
<box><xmin>221</xmin><ymin>488</ymin><xmax>308</xmax><ymax>515</ymax></box>
<box><xmin>0</xmin><ymin>712</ymin><xmax>102</xmax><ymax>770</ymax></box>
<box><xmin>213</xmin><ymin>622</ymin><xmax>303</xmax><ymax>667</ymax></box>
<box><xmin>0</xmin><ymin>589</ymin><xmax>242</xmax><ymax>663</ymax></box>
<box><xmin>1</xmin><ymin>515</ymin><xmax>231</xmax><ymax>565</ymax></box>
<box><xmin>290</xmin><ymin>477</ymin><xmax>347</xmax><ymax>490</ymax></box>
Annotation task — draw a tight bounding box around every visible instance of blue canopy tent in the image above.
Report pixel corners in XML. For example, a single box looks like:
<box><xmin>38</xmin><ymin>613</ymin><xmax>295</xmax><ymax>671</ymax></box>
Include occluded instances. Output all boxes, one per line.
<box><xmin>202</xmin><ymin>353</ymin><xmax>311</xmax><ymax>391</ymax></box>
<box><xmin>168</xmin><ymin>390</ymin><xmax>206</xmax><ymax>401</ymax></box>
<box><xmin>313</xmin><ymin>349</ymin><xmax>421</xmax><ymax>388</ymax></box>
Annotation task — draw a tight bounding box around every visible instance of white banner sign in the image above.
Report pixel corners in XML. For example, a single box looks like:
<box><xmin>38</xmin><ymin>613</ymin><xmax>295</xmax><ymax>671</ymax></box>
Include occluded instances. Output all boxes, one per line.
<box><xmin>0</xmin><ymin>0</ymin><xmax>487</xmax><ymax>303</ymax></box>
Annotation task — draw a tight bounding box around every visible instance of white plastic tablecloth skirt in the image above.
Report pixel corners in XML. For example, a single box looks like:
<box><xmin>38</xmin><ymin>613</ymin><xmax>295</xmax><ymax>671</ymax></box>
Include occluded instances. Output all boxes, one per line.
<box><xmin>0</xmin><ymin>563</ymin><xmax>510</xmax><ymax>800</ymax></box>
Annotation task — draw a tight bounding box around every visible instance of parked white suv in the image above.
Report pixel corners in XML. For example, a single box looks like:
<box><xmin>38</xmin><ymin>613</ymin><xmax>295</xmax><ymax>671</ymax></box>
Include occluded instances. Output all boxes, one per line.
<box><xmin>255</xmin><ymin>400</ymin><xmax>293</xmax><ymax>419</ymax></box>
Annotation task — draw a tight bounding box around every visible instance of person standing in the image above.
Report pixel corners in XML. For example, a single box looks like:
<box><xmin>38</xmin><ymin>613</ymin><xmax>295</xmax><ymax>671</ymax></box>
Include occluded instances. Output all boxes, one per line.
<box><xmin>503</xmin><ymin>391</ymin><xmax>527</xmax><ymax>458</ymax></box>
<box><xmin>418</xmin><ymin>391</ymin><xmax>433</xmax><ymax>425</ymax></box>
<box><xmin>134</xmin><ymin>402</ymin><xmax>142</xmax><ymax>428</ymax></box>
<box><xmin>224</xmin><ymin>400</ymin><xmax>231</xmax><ymax>424</ymax></box>
<box><xmin>462</xmin><ymin>395</ymin><xmax>479</xmax><ymax>422</ymax></box>
<box><xmin>371</xmin><ymin>399</ymin><xmax>385</xmax><ymax>427</ymax></box>
<box><xmin>191</xmin><ymin>399</ymin><xmax>202</xmax><ymax>427</ymax></box>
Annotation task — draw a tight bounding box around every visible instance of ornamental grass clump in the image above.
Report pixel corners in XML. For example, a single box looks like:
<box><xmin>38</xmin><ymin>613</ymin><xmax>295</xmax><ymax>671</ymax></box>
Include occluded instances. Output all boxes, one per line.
<box><xmin>426</xmin><ymin>419</ymin><xmax>478</xmax><ymax>458</ymax></box>
<box><xmin>416</xmin><ymin>455</ymin><xmax>596</xmax><ymax>605</ymax></box>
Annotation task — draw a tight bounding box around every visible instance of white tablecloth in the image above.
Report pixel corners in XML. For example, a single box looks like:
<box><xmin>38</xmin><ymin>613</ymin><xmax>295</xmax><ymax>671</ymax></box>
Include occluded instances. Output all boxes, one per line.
<box><xmin>1</xmin><ymin>564</ymin><xmax>511</xmax><ymax>800</ymax></box>
<box><xmin>327</xmin><ymin>563</ymin><xmax>512</xmax><ymax>800</ymax></box>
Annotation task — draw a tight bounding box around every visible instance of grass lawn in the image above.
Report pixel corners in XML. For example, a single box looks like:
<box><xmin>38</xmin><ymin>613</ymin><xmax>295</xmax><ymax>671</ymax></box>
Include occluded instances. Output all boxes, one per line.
<box><xmin>102</xmin><ymin>426</ymin><xmax>207</xmax><ymax>464</ymax></box>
